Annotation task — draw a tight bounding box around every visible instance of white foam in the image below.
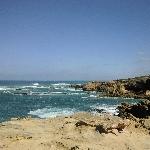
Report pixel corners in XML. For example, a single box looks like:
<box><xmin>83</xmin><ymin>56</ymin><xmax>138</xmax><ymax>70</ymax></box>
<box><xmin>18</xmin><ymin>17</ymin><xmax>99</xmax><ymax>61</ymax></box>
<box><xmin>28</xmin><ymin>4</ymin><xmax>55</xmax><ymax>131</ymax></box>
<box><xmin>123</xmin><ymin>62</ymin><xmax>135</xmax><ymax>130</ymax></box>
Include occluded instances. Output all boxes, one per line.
<box><xmin>0</xmin><ymin>87</ymin><xmax>7</xmax><ymax>91</ymax></box>
<box><xmin>123</xmin><ymin>97</ymin><xmax>135</xmax><ymax>100</ymax></box>
<box><xmin>68</xmin><ymin>93</ymin><xmax>80</xmax><ymax>95</ymax></box>
<box><xmin>90</xmin><ymin>104</ymin><xmax>118</xmax><ymax>115</ymax></box>
<box><xmin>65</xmin><ymin>88</ymin><xmax>83</xmax><ymax>92</ymax></box>
<box><xmin>52</xmin><ymin>83</ymin><xmax>71</xmax><ymax>90</ymax></box>
<box><xmin>3</xmin><ymin>91</ymin><xmax>12</xmax><ymax>94</ymax></box>
<box><xmin>28</xmin><ymin>107</ymin><xmax>76</xmax><ymax>118</ymax></box>
<box><xmin>80</xmin><ymin>92</ymin><xmax>87</xmax><ymax>95</ymax></box>
<box><xmin>52</xmin><ymin>83</ymin><xmax>70</xmax><ymax>86</ymax></box>
<box><xmin>30</xmin><ymin>91</ymin><xmax>67</xmax><ymax>95</ymax></box>
<box><xmin>22</xmin><ymin>85</ymin><xmax>47</xmax><ymax>89</ymax></box>
<box><xmin>21</xmin><ymin>83</ymin><xmax>40</xmax><ymax>88</ymax></box>
<box><xmin>91</xmin><ymin>91</ymin><xmax>97</xmax><ymax>94</ymax></box>
<box><xmin>22</xmin><ymin>85</ymin><xmax>37</xmax><ymax>88</ymax></box>
<box><xmin>89</xmin><ymin>95</ymin><xmax>97</xmax><ymax>98</ymax></box>
<box><xmin>36</xmin><ymin>86</ymin><xmax>46</xmax><ymax>89</ymax></box>
<box><xmin>39</xmin><ymin>93</ymin><xmax>51</xmax><ymax>96</ymax></box>
<box><xmin>67</xmin><ymin>92</ymin><xmax>86</xmax><ymax>95</ymax></box>
<box><xmin>82</xmin><ymin>97</ymin><xmax>88</xmax><ymax>99</ymax></box>
<box><xmin>54</xmin><ymin>87</ymin><xmax>60</xmax><ymax>90</ymax></box>
<box><xmin>29</xmin><ymin>92</ymin><xmax>50</xmax><ymax>96</ymax></box>
<box><xmin>0</xmin><ymin>87</ymin><xmax>15</xmax><ymax>91</ymax></box>
<box><xmin>65</xmin><ymin>88</ymin><xmax>76</xmax><ymax>91</ymax></box>
<box><xmin>33</xmin><ymin>83</ymin><xmax>39</xmax><ymax>86</ymax></box>
<box><xmin>99</xmin><ymin>96</ymin><xmax>134</xmax><ymax>100</ymax></box>
<box><xmin>51</xmin><ymin>92</ymin><xmax>64</xmax><ymax>94</ymax></box>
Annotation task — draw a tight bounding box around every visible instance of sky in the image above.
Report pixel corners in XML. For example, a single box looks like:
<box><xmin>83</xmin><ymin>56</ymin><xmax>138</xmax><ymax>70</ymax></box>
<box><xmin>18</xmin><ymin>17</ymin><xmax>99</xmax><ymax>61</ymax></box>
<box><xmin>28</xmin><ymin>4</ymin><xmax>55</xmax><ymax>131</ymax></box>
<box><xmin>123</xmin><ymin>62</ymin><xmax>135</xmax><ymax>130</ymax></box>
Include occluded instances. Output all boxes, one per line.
<box><xmin>0</xmin><ymin>0</ymin><xmax>150</xmax><ymax>81</ymax></box>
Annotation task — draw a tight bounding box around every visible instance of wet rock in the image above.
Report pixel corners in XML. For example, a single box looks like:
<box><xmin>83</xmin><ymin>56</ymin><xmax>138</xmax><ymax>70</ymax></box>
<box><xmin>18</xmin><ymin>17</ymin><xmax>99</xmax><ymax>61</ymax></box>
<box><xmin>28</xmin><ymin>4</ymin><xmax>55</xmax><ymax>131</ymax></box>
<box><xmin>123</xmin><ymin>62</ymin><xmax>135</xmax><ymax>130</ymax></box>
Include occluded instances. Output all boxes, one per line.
<box><xmin>92</xmin><ymin>108</ymin><xmax>105</xmax><ymax>113</ymax></box>
<box><xmin>117</xmin><ymin>100</ymin><xmax>150</xmax><ymax>119</ymax></box>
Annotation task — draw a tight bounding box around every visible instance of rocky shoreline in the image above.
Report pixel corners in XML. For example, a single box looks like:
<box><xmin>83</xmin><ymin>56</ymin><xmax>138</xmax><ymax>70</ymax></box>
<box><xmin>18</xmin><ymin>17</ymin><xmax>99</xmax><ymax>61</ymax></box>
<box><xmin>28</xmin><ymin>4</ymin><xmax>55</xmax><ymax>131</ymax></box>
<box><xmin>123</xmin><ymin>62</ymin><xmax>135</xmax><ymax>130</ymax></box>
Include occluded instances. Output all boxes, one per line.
<box><xmin>0</xmin><ymin>75</ymin><xmax>150</xmax><ymax>150</ymax></box>
<box><xmin>71</xmin><ymin>75</ymin><xmax>150</xmax><ymax>134</ymax></box>
<box><xmin>71</xmin><ymin>75</ymin><xmax>150</xmax><ymax>100</ymax></box>
<box><xmin>0</xmin><ymin>98</ymin><xmax>150</xmax><ymax>150</ymax></box>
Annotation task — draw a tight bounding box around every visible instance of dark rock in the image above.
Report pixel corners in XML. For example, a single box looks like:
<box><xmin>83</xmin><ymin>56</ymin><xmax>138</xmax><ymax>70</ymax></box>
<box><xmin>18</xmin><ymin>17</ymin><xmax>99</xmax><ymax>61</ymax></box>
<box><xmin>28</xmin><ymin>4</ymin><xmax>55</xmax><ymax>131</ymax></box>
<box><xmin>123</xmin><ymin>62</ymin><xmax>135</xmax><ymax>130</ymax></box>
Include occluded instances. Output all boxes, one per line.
<box><xmin>75</xmin><ymin>121</ymin><xmax>89</xmax><ymax>127</ymax></box>
<box><xmin>95</xmin><ymin>125</ymin><xmax>108</xmax><ymax>134</ymax></box>
<box><xmin>92</xmin><ymin>108</ymin><xmax>105</xmax><ymax>113</ymax></box>
<box><xmin>16</xmin><ymin>88</ymin><xmax>22</xmax><ymax>91</ymax></box>
<box><xmin>117</xmin><ymin>100</ymin><xmax>150</xmax><ymax>119</ymax></box>
<box><xmin>70</xmin><ymin>84</ymin><xmax>83</xmax><ymax>90</ymax></box>
<box><xmin>70</xmin><ymin>146</ymin><xmax>79</xmax><ymax>150</ymax></box>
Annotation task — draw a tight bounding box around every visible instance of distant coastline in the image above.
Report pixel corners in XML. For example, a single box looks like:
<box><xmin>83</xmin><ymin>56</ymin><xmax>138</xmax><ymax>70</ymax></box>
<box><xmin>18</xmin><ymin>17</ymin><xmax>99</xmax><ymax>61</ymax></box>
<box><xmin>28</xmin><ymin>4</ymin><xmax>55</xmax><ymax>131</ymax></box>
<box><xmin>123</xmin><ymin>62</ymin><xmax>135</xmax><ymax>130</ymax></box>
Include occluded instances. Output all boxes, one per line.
<box><xmin>71</xmin><ymin>75</ymin><xmax>150</xmax><ymax>100</ymax></box>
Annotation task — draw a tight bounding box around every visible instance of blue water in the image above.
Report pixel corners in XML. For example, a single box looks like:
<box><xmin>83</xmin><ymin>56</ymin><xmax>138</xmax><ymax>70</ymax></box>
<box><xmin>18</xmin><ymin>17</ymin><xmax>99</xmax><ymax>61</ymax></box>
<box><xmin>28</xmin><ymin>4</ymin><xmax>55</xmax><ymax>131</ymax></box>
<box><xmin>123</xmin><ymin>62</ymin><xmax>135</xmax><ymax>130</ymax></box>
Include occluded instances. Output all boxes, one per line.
<box><xmin>0</xmin><ymin>81</ymin><xmax>140</xmax><ymax>122</ymax></box>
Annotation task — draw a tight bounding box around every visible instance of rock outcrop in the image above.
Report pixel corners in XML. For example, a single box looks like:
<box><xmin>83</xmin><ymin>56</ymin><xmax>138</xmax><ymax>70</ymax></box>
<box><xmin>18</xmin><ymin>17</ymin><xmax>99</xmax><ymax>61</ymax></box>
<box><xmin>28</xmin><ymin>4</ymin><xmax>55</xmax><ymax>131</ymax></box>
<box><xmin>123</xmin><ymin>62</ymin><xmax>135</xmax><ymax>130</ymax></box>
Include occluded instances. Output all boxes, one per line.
<box><xmin>117</xmin><ymin>100</ymin><xmax>150</xmax><ymax>132</ymax></box>
<box><xmin>75</xmin><ymin>120</ymin><xmax>129</xmax><ymax>134</ymax></box>
<box><xmin>72</xmin><ymin>75</ymin><xmax>150</xmax><ymax>99</ymax></box>
<box><xmin>117</xmin><ymin>100</ymin><xmax>150</xmax><ymax>119</ymax></box>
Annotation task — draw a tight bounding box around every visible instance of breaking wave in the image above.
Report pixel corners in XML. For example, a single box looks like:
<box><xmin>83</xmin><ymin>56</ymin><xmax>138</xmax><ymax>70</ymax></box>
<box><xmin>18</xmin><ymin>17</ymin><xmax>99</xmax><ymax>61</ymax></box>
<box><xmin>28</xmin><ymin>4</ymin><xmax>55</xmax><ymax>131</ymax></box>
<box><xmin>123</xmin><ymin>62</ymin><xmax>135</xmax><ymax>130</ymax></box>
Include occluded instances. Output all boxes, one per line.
<box><xmin>90</xmin><ymin>104</ymin><xmax>118</xmax><ymax>115</ymax></box>
<box><xmin>28</xmin><ymin>107</ymin><xmax>76</xmax><ymax>118</ymax></box>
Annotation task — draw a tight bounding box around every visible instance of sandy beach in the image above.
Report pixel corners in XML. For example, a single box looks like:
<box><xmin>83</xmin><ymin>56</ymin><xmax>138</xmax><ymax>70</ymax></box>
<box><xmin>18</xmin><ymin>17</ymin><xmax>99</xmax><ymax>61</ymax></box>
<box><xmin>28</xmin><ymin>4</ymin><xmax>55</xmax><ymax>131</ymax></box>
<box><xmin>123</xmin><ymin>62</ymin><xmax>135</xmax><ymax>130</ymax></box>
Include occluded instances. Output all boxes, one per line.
<box><xmin>0</xmin><ymin>112</ymin><xmax>150</xmax><ymax>150</ymax></box>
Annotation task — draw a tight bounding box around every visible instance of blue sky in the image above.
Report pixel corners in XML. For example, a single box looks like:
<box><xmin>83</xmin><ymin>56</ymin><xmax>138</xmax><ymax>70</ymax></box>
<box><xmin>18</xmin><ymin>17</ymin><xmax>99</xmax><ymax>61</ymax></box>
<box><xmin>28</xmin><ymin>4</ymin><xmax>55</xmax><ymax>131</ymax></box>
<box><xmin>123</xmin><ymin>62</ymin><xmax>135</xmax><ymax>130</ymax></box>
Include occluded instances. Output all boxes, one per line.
<box><xmin>0</xmin><ymin>0</ymin><xmax>150</xmax><ymax>80</ymax></box>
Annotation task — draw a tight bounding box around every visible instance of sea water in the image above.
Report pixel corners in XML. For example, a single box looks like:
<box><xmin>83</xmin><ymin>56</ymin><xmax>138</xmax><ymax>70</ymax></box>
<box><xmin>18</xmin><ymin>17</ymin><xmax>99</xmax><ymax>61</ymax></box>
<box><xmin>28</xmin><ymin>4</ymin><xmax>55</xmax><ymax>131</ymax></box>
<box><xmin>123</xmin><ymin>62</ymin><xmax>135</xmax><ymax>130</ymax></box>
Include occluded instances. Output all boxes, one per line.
<box><xmin>0</xmin><ymin>81</ymin><xmax>140</xmax><ymax>122</ymax></box>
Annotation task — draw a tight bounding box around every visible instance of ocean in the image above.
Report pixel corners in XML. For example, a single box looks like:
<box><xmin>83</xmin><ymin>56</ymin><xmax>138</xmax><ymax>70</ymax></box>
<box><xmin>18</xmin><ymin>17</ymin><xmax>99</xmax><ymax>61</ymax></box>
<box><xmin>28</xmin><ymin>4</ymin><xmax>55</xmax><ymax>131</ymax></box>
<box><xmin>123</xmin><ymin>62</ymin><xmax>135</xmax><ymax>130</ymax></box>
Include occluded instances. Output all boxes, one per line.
<box><xmin>0</xmin><ymin>81</ymin><xmax>140</xmax><ymax>122</ymax></box>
